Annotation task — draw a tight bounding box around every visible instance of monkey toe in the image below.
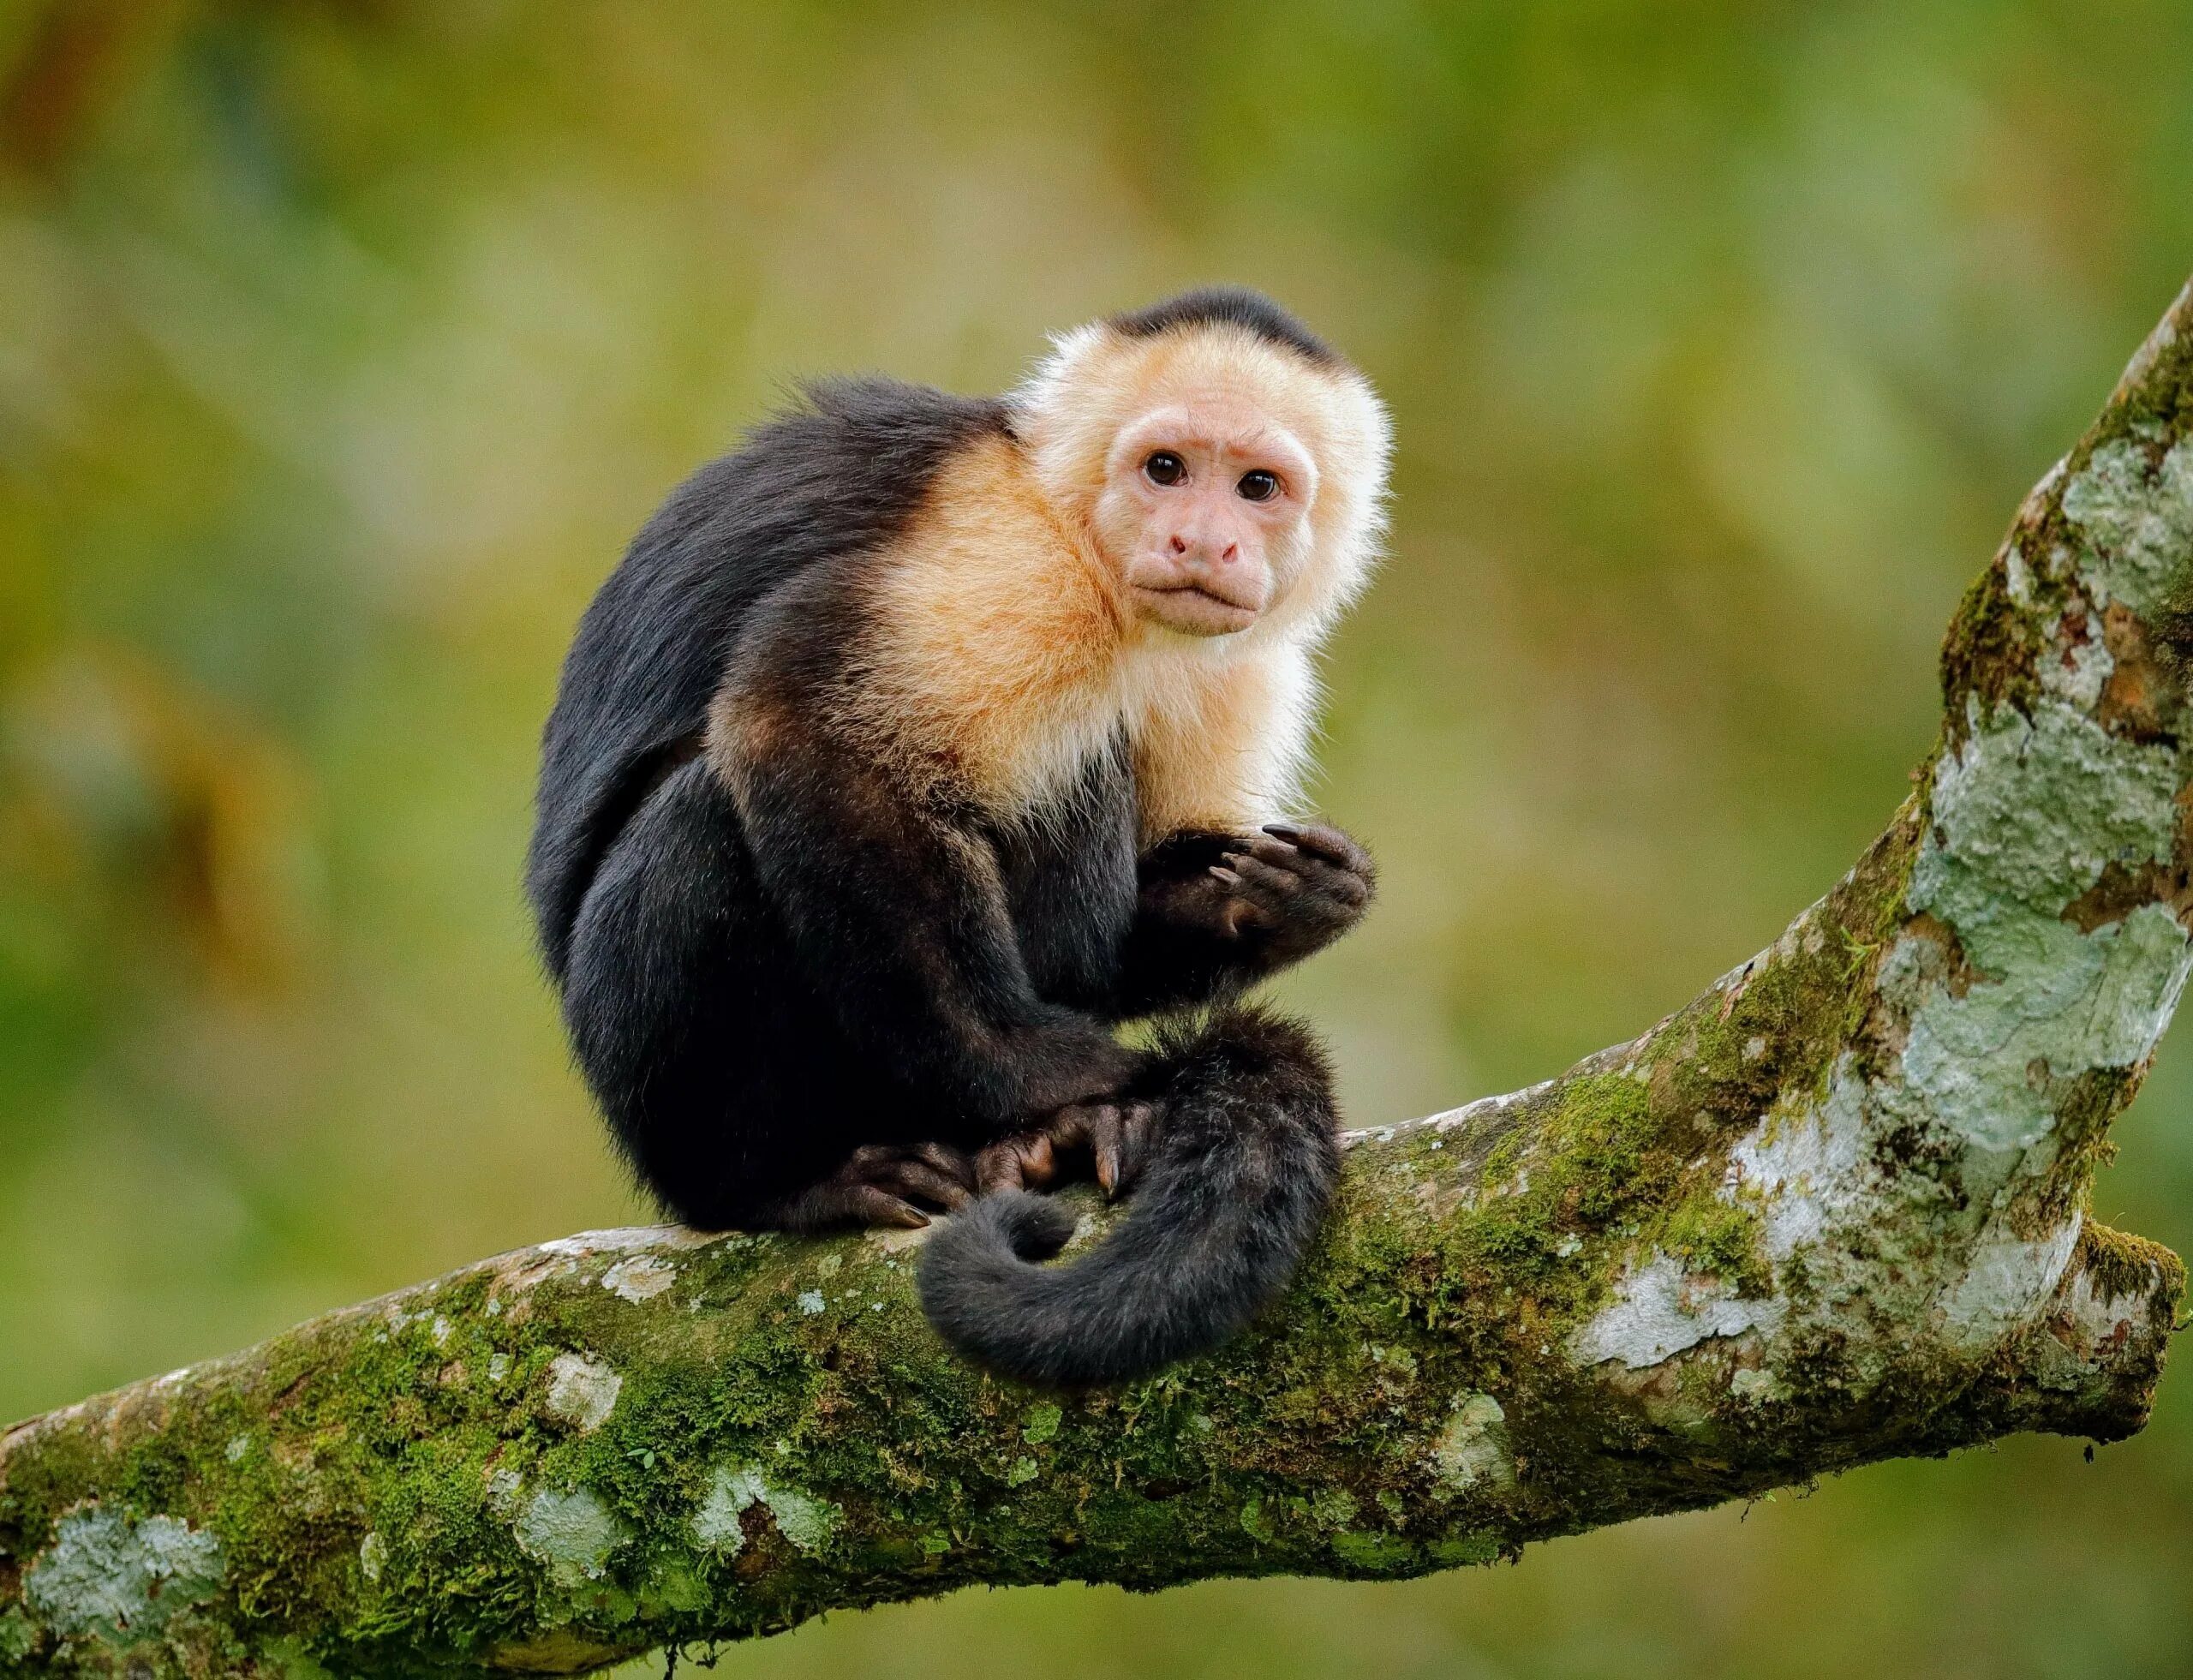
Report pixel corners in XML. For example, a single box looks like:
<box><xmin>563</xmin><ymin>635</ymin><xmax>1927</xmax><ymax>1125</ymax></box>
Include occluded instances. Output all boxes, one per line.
<box><xmin>1047</xmin><ymin>1099</ymin><xmax>1163</xmax><ymax>1198</ymax></box>
<box><xmin>840</xmin><ymin>1184</ymin><xmax>935</xmax><ymax>1229</ymax></box>
<box><xmin>908</xmin><ymin>1140</ymin><xmax>980</xmax><ymax>1192</ymax></box>
<box><xmin>769</xmin><ymin>1175</ymin><xmax>931</xmax><ymax>1232</ymax></box>
<box><xmin>842</xmin><ymin>1143</ymin><xmax>977</xmax><ymax>1212</ymax></box>
<box><xmin>769</xmin><ymin>1143</ymin><xmax>980</xmax><ymax>1230</ymax></box>
<box><xmin>976</xmin><ymin>1131</ymin><xmax>1060</xmax><ymax>1195</ymax></box>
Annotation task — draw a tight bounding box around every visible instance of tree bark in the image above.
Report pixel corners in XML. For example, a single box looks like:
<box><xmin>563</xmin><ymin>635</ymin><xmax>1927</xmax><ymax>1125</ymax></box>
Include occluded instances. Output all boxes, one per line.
<box><xmin>7</xmin><ymin>279</ymin><xmax>2193</xmax><ymax>1680</ymax></box>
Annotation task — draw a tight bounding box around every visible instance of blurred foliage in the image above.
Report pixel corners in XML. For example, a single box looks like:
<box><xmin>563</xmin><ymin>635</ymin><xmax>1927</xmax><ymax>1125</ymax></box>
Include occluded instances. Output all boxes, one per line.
<box><xmin>3</xmin><ymin>1</ymin><xmax>2192</xmax><ymax>1674</ymax></box>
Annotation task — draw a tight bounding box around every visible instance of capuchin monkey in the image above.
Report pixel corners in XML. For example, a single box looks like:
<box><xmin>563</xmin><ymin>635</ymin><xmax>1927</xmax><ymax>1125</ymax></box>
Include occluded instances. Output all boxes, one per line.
<box><xmin>529</xmin><ymin>288</ymin><xmax>1390</xmax><ymax>1385</ymax></box>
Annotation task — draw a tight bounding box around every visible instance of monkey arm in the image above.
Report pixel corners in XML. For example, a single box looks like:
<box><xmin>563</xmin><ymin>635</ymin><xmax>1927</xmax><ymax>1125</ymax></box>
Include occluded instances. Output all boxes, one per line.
<box><xmin>1113</xmin><ymin>822</ymin><xmax>1375</xmax><ymax>1015</ymax></box>
<box><xmin>719</xmin><ymin>721</ymin><xmax>1138</xmax><ymax>1133</ymax></box>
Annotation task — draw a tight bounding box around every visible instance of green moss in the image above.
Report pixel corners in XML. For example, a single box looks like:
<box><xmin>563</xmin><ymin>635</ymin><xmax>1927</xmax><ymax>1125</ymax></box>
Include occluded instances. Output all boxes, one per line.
<box><xmin>1329</xmin><ymin>1530</ymin><xmax>1418</xmax><ymax>1574</ymax></box>
<box><xmin>0</xmin><ymin>1607</ymin><xmax>33</xmax><ymax>1665</ymax></box>
<box><xmin>1658</xmin><ymin>1198</ymin><xmax>1772</xmax><ymax>1296</ymax></box>
<box><xmin>1940</xmin><ymin>555</ymin><xmax>2043</xmax><ymax>725</ymax></box>
<box><xmin>2077</xmin><ymin>1222</ymin><xmax>2186</xmax><ymax>1308</ymax></box>
<box><xmin>1020</xmin><ymin>1404</ymin><xmax>1062</xmax><ymax>1445</ymax></box>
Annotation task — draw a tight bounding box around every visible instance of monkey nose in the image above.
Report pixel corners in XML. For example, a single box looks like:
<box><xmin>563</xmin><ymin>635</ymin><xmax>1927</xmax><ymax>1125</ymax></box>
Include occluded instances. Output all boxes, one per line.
<box><xmin>1168</xmin><ymin>534</ymin><xmax>1239</xmax><ymax>565</ymax></box>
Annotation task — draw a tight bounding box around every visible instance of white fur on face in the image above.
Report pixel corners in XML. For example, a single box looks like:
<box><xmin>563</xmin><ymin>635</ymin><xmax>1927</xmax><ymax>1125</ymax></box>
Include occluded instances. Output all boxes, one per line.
<box><xmin>836</xmin><ymin>315</ymin><xmax>1387</xmax><ymax>835</ymax></box>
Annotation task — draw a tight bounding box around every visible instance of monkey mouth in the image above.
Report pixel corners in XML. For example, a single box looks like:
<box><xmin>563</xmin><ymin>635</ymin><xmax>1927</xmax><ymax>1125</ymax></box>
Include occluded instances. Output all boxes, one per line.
<box><xmin>1132</xmin><ymin>582</ymin><xmax>1263</xmax><ymax>635</ymax></box>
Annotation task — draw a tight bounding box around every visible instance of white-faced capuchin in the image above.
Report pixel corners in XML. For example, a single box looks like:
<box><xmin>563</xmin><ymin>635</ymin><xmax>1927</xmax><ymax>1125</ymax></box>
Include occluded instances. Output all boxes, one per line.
<box><xmin>529</xmin><ymin>288</ymin><xmax>1391</xmax><ymax>1385</ymax></box>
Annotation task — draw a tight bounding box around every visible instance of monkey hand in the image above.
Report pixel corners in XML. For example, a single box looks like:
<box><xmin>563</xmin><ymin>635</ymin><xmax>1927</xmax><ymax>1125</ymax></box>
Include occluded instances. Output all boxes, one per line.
<box><xmin>768</xmin><ymin>1141</ymin><xmax>977</xmax><ymax>1231</ymax></box>
<box><xmin>975</xmin><ymin>1098</ymin><xmax>1165</xmax><ymax>1202</ymax></box>
<box><xmin>1200</xmin><ymin>822</ymin><xmax>1375</xmax><ymax>961</ymax></box>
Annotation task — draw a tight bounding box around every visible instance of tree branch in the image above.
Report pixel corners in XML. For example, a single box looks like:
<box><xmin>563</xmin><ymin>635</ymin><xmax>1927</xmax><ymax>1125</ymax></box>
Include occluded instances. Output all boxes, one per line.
<box><xmin>7</xmin><ymin>278</ymin><xmax>2193</xmax><ymax>1679</ymax></box>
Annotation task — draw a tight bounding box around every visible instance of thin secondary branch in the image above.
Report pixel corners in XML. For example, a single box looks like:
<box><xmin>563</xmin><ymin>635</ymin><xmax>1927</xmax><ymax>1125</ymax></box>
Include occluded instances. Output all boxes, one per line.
<box><xmin>4</xmin><ymin>280</ymin><xmax>2192</xmax><ymax>1679</ymax></box>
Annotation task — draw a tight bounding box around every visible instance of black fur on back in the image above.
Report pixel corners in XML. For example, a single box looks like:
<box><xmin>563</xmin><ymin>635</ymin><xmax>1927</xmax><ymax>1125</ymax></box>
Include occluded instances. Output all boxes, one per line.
<box><xmin>1108</xmin><ymin>287</ymin><xmax>1338</xmax><ymax>368</ymax></box>
<box><xmin>528</xmin><ymin>377</ymin><xmax>1010</xmax><ymax>977</ymax></box>
<box><xmin>917</xmin><ymin>1006</ymin><xmax>1341</xmax><ymax>1386</ymax></box>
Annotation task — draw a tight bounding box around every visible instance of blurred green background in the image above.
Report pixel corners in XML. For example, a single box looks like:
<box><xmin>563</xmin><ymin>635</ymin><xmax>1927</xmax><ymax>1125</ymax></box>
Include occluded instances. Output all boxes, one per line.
<box><xmin>4</xmin><ymin>3</ymin><xmax>2192</xmax><ymax>1675</ymax></box>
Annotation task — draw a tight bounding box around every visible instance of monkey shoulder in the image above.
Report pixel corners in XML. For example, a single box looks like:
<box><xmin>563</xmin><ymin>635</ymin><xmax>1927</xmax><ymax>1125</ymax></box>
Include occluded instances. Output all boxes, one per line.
<box><xmin>531</xmin><ymin>380</ymin><xmax>1010</xmax><ymax>962</ymax></box>
<box><xmin>580</xmin><ymin>378</ymin><xmax>1012</xmax><ymax>688</ymax></box>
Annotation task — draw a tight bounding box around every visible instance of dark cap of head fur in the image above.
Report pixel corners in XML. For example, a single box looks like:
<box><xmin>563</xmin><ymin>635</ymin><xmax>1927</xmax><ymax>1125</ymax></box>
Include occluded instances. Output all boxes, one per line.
<box><xmin>1108</xmin><ymin>287</ymin><xmax>1339</xmax><ymax>368</ymax></box>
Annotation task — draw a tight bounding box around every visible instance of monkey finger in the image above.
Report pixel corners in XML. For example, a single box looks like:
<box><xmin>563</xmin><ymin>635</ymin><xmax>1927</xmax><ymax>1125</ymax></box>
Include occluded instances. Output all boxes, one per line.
<box><xmin>1291</xmin><ymin>857</ymin><xmax>1373</xmax><ymax>908</ymax></box>
<box><xmin>1043</xmin><ymin>1099</ymin><xmax>1158</xmax><ymax>1197</ymax></box>
<box><xmin>1202</xmin><ymin>893</ymin><xmax>1265</xmax><ymax>940</ymax></box>
<box><xmin>1204</xmin><ymin>867</ymin><xmax>1278</xmax><ymax>924</ymax></box>
<box><xmin>1222</xmin><ymin>852</ymin><xmax>1305</xmax><ymax>906</ymax></box>
<box><xmin>1263</xmin><ymin>822</ymin><xmax>1373</xmax><ymax>876</ymax></box>
<box><xmin>1243</xmin><ymin>835</ymin><xmax>1365</xmax><ymax>904</ymax></box>
<box><xmin>1240</xmin><ymin>840</ymin><xmax>1371</xmax><ymax>913</ymax></box>
<box><xmin>1243</xmin><ymin>832</ymin><xmax>1312</xmax><ymax>870</ymax></box>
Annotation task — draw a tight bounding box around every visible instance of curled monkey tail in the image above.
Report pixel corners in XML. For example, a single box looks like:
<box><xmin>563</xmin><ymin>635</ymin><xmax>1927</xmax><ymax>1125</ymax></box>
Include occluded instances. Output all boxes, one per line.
<box><xmin>917</xmin><ymin>1006</ymin><xmax>1341</xmax><ymax>1387</ymax></box>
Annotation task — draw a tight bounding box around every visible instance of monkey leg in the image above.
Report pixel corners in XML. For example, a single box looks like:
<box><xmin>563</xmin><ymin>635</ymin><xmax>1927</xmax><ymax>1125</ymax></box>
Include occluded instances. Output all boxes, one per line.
<box><xmin>564</xmin><ymin>757</ymin><xmax>882</xmax><ymax>1229</ymax></box>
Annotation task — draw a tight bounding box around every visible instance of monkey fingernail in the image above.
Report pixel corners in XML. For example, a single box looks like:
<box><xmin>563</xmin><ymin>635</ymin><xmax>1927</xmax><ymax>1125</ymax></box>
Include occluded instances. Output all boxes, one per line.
<box><xmin>1210</xmin><ymin>865</ymin><xmax>1241</xmax><ymax>886</ymax></box>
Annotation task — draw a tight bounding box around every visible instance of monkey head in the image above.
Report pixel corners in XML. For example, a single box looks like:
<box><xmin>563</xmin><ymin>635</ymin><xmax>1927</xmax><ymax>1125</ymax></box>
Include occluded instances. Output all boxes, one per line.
<box><xmin>1096</xmin><ymin>393</ymin><xmax>1318</xmax><ymax>637</ymax></box>
<box><xmin>1016</xmin><ymin>290</ymin><xmax>1391</xmax><ymax>648</ymax></box>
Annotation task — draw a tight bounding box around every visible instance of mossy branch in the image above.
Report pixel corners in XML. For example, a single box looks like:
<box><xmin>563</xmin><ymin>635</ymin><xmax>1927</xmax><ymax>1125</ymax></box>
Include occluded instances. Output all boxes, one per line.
<box><xmin>6</xmin><ymin>279</ymin><xmax>2193</xmax><ymax>1678</ymax></box>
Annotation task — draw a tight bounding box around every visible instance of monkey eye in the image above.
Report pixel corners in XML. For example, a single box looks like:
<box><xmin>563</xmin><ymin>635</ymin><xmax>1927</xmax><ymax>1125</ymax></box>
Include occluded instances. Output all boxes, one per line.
<box><xmin>1143</xmin><ymin>451</ymin><xmax>1186</xmax><ymax>487</ymax></box>
<box><xmin>1237</xmin><ymin>469</ymin><xmax>1282</xmax><ymax>503</ymax></box>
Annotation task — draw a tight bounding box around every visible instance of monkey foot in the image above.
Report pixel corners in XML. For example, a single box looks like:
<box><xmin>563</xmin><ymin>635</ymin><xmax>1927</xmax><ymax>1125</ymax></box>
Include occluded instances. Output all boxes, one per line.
<box><xmin>771</xmin><ymin>1142</ymin><xmax>977</xmax><ymax>1231</ymax></box>
<box><xmin>977</xmin><ymin>1099</ymin><xmax>1164</xmax><ymax>1200</ymax></box>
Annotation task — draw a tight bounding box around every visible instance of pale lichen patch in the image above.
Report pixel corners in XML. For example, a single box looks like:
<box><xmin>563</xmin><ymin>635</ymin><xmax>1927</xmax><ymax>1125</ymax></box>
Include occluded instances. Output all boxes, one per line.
<box><xmin>2041</xmin><ymin>615</ymin><xmax>2113</xmax><ymax>708</ymax></box>
<box><xmin>1569</xmin><ymin>1253</ymin><xmax>1784</xmax><ymax>1369</ymax></box>
<box><xmin>485</xmin><ymin>1466</ymin><xmax>526</xmax><ymax>1516</ymax></box>
<box><xmin>1730</xmin><ymin>1366</ymin><xmax>1791</xmax><ymax>1405</ymax></box>
<box><xmin>23</xmin><ymin>1508</ymin><xmax>224</xmax><ymax>1642</ymax></box>
<box><xmin>1939</xmin><ymin>1219</ymin><xmax>2083</xmax><ymax>1350</ymax></box>
<box><xmin>2032</xmin><ymin>1264</ymin><xmax>2164</xmax><ymax>1391</ymax></box>
<box><xmin>1897</xmin><ymin>906</ymin><xmax>2191</xmax><ymax>1157</ymax></box>
<box><xmin>1730</xmin><ymin>1060</ymin><xmax>1867</xmax><ymax>1261</ymax></box>
<box><xmin>543</xmin><ymin>1353</ymin><xmax>622</xmax><ymax>1432</ymax></box>
<box><xmin>514</xmin><ymin>1488</ymin><xmax>627</xmax><ymax>1587</ymax></box>
<box><xmin>1899</xmin><ymin>697</ymin><xmax>2190</xmax><ymax>1158</ymax></box>
<box><xmin>692</xmin><ymin>1469</ymin><xmax>757</xmax><ymax>1555</ymax></box>
<box><xmin>538</xmin><ymin>1225</ymin><xmax>725</xmax><ymax>1258</ymax></box>
<box><xmin>1911</xmin><ymin>700</ymin><xmax>2177</xmax><ymax>939</ymax></box>
<box><xmin>867</xmin><ymin>1222</ymin><xmax>935</xmax><ymax>1254</ymax></box>
<box><xmin>692</xmin><ymin>1464</ymin><xmax>843</xmax><ymax>1557</ymax></box>
<box><xmin>601</xmin><ymin>1255</ymin><xmax>678</xmax><ymax>1303</ymax></box>
<box><xmin>1429</xmin><ymin>1394</ymin><xmax>1514</xmax><ymax>1494</ymax></box>
<box><xmin>2062</xmin><ymin>436</ymin><xmax>2193</xmax><ymax>615</ymax></box>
